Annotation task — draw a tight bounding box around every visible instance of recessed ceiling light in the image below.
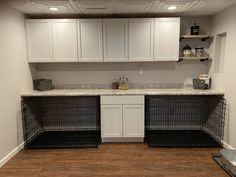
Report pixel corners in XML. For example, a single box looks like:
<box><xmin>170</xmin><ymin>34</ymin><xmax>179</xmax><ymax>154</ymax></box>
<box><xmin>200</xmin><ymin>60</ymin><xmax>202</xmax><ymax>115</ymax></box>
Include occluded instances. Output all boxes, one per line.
<box><xmin>49</xmin><ymin>7</ymin><xmax>59</xmax><ymax>11</ymax></box>
<box><xmin>168</xmin><ymin>5</ymin><xmax>177</xmax><ymax>10</ymax></box>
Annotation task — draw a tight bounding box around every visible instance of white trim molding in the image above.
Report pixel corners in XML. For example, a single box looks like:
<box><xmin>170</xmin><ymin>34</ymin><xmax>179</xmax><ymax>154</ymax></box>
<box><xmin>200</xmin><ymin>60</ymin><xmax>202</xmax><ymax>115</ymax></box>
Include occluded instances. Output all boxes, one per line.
<box><xmin>223</xmin><ymin>141</ymin><xmax>235</xmax><ymax>150</ymax></box>
<box><xmin>0</xmin><ymin>143</ymin><xmax>24</xmax><ymax>168</ymax></box>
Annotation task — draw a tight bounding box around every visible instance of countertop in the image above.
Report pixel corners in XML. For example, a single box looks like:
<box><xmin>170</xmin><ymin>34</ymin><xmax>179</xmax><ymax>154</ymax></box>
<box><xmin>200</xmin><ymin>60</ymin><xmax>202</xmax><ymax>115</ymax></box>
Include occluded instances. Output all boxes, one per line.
<box><xmin>21</xmin><ymin>88</ymin><xmax>224</xmax><ymax>97</ymax></box>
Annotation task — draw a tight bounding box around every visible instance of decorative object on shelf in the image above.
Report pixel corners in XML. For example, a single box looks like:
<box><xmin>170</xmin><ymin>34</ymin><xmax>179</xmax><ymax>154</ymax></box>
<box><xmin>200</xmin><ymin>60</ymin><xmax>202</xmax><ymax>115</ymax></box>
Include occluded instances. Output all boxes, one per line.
<box><xmin>193</xmin><ymin>74</ymin><xmax>211</xmax><ymax>90</ymax></box>
<box><xmin>191</xmin><ymin>23</ymin><xmax>200</xmax><ymax>35</ymax></box>
<box><xmin>118</xmin><ymin>77</ymin><xmax>129</xmax><ymax>90</ymax></box>
<box><xmin>183</xmin><ymin>45</ymin><xmax>192</xmax><ymax>57</ymax></box>
<box><xmin>33</xmin><ymin>79</ymin><xmax>53</xmax><ymax>91</ymax></box>
<box><xmin>195</xmin><ymin>47</ymin><xmax>204</xmax><ymax>57</ymax></box>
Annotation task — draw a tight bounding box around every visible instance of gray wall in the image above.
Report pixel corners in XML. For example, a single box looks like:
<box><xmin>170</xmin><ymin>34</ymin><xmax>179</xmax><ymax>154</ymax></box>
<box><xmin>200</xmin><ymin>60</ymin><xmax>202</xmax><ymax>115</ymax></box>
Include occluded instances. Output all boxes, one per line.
<box><xmin>0</xmin><ymin>4</ymin><xmax>33</xmax><ymax>165</ymax></box>
<box><xmin>210</xmin><ymin>4</ymin><xmax>236</xmax><ymax>149</ymax></box>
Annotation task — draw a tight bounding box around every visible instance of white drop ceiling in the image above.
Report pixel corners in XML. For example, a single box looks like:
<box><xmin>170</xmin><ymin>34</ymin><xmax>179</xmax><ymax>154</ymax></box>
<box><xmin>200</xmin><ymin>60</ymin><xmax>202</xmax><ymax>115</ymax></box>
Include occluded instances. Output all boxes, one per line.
<box><xmin>7</xmin><ymin>0</ymin><xmax>236</xmax><ymax>16</ymax></box>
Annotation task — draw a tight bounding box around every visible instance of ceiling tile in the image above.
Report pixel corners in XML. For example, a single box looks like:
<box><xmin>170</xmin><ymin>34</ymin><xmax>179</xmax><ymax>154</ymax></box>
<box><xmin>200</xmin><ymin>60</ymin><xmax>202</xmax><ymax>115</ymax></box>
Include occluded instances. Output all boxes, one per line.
<box><xmin>74</xmin><ymin>0</ymin><xmax>115</xmax><ymax>14</ymax></box>
<box><xmin>6</xmin><ymin>0</ymin><xmax>236</xmax><ymax>16</ymax></box>
<box><xmin>115</xmin><ymin>0</ymin><xmax>155</xmax><ymax>13</ymax></box>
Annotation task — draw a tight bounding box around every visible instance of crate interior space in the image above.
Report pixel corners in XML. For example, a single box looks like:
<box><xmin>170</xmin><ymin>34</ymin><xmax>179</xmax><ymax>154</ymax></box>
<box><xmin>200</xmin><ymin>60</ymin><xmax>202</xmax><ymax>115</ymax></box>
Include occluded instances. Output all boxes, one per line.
<box><xmin>145</xmin><ymin>95</ymin><xmax>226</xmax><ymax>147</ymax></box>
<box><xmin>21</xmin><ymin>96</ymin><xmax>101</xmax><ymax>148</ymax></box>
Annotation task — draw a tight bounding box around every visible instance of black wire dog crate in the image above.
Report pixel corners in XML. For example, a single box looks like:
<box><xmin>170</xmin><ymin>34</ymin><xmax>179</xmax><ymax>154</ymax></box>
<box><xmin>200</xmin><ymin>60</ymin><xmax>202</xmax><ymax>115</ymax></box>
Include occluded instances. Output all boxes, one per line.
<box><xmin>21</xmin><ymin>96</ymin><xmax>101</xmax><ymax>148</ymax></box>
<box><xmin>145</xmin><ymin>95</ymin><xmax>226</xmax><ymax>147</ymax></box>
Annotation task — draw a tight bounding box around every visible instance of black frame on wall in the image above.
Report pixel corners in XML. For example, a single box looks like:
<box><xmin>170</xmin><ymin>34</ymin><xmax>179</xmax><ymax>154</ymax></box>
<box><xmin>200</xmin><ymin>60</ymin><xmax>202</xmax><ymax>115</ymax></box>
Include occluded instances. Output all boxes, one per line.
<box><xmin>21</xmin><ymin>96</ymin><xmax>101</xmax><ymax>148</ymax></box>
<box><xmin>145</xmin><ymin>95</ymin><xmax>226</xmax><ymax>147</ymax></box>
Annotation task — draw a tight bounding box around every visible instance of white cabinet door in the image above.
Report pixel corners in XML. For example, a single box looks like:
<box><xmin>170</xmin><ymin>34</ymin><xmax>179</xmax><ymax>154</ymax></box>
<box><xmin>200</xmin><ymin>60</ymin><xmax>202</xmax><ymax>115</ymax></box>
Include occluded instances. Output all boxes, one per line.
<box><xmin>128</xmin><ymin>19</ymin><xmax>154</xmax><ymax>61</ymax></box>
<box><xmin>103</xmin><ymin>19</ymin><xmax>128</xmax><ymax>62</ymax></box>
<box><xmin>52</xmin><ymin>19</ymin><xmax>78</xmax><ymax>62</ymax></box>
<box><xmin>154</xmin><ymin>18</ymin><xmax>180</xmax><ymax>61</ymax></box>
<box><xmin>78</xmin><ymin>19</ymin><xmax>103</xmax><ymax>62</ymax></box>
<box><xmin>26</xmin><ymin>20</ymin><xmax>53</xmax><ymax>62</ymax></box>
<box><xmin>123</xmin><ymin>105</ymin><xmax>144</xmax><ymax>138</ymax></box>
<box><xmin>101</xmin><ymin>105</ymin><xmax>123</xmax><ymax>138</ymax></box>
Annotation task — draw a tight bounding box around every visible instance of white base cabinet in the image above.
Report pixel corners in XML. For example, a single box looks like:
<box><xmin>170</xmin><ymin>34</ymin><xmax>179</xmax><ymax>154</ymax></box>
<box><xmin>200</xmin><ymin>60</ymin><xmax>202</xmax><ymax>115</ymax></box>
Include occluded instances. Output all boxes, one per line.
<box><xmin>101</xmin><ymin>96</ymin><xmax>144</xmax><ymax>142</ymax></box>
<box><xmin>123</xmin><ymin>104</ymin><xmax>144</xmax><ymax>138</ymax></box>
<box><xmin>101</xmin><ymin>105</ymin><xmax>123</xmax><ymax>138</ymax></box>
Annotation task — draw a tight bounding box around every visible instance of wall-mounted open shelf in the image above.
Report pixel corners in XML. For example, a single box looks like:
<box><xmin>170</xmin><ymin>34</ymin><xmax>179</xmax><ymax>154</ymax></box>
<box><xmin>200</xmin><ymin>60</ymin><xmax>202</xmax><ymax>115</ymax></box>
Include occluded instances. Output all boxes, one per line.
<box><xmin>180</xmin><ymin>35</ymin><xmax>210</xmax><ymax>41</ymax></box>
<box><xmin>179</xmin><ymin>56</ymin><xmax>210</xmax><ymax>62</ymax></box>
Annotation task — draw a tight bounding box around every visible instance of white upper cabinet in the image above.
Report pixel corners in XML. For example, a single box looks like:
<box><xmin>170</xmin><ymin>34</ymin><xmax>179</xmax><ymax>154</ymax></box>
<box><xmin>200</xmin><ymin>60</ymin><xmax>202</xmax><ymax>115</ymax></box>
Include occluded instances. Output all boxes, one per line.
<box><xmin>77</xmin><ymin>19</ymin><xmax>103</xmax><ymax>62</ymax></box>
<box><xmin>26</xmin><ymin>20</ymin><xmax>53</xmax><ymax>62</ymax></box>
<box><xmin>26</xmin><ymin>18</ymin><xmax>180</xmax><ymax>63</ymax></box>
<box><xmin>52</xmin><ymin>19</ymin><xmax>78</xmax><ymax>62</ymax></box>
<box><xmin>154</xmin><ymin>18</ymin><xmax>180</xmax><ymax>61</ymax></box>
<box><xmin>128</xmin><ymin>18</ymin><xmax>154</xmax><ymax>61</ymax></box>
<box><xmin>26</xmin><ymin>19</ymin><xmax>78</xmax><ymax>63</ymax></box>
<box><xmin>103</xmin><ymin>19</ymin><xmax>128</xmax><ymax>62</ymax></box>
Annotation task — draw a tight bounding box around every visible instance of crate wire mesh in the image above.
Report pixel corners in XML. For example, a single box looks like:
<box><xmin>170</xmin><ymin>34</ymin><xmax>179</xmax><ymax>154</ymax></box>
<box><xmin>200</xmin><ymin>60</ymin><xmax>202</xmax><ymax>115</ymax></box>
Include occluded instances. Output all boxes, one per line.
<box><xmin>21</xmin><ymin>96</ymin><xmax>101</xmax><ymax>148</ymax></box>
<box><xmin>145</xmin><ymin>95</ymin><xmax>226</xmax><ymax>147</ymax></box>
<box><xmin>203</xmin><ymin>96</ymin><xmax>226</xmax><ymax>144</ymax></box>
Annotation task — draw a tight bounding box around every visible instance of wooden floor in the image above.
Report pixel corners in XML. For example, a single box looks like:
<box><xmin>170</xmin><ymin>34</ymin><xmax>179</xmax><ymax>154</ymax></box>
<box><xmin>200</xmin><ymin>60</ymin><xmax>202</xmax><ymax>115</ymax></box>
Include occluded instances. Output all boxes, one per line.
<box><xmin>0</xmin><ymin>143</ymin><xmax>227</xmax><ymax>177</ymax></box>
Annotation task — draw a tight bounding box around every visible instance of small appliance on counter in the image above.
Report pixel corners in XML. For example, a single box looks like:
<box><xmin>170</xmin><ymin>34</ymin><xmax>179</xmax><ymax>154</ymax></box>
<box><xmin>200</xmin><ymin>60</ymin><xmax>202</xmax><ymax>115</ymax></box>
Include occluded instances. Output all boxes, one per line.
<box><xmin>118</xmin><ymin>77</ymin><xmax>129</xmax><ymax>90</ymax></box>
<box><xmin>191</xmin><ymin>23</ymin><xmax>200</xmax><ymax>35</ymax></box>
<box><xmin>193</xmin><ymin>74</ymin><xmax>211</xmax><ymax>90</ymax></box>
<box><xmin>112</xmin><ymin>77</ymin><xmax>129</xmax><ymax>90</ymax></box>
<box><xmin>33</xmin><ymin>79</ymin><xmax>53</xmax><ymax>91</ymax></box>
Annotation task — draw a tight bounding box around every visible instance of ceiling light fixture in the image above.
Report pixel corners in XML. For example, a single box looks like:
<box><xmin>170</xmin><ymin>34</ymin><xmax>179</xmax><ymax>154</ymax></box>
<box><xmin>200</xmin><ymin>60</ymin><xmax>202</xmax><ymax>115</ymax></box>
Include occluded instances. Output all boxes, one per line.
<box><xmin>168</xmin><ymin>5</ymin><xmax>177</xmax><ymax>10</ymax></box>
<box><xmin>49</xmin><ymin>7</ymin><xmax>59</xmax><ymax>11</ymax></box>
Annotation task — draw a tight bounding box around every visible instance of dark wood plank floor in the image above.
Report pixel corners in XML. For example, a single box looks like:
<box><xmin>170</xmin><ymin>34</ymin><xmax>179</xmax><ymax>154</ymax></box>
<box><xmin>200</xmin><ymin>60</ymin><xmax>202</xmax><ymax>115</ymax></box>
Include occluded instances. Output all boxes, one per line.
<box><xmin>0</xmin><ymin>143</ymin><xmax>227</xmax><ymax>177</ymax></box>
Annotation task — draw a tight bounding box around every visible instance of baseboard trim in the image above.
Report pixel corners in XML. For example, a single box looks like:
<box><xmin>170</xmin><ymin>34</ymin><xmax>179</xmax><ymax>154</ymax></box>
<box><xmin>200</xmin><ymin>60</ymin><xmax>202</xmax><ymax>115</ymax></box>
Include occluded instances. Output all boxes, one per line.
<box><xmin>102</xmin><ymin>137</ymin><xmax>144</xmax><ymax>143</ymax></box>
<box><xmin>223</xmin><ymin>141</ymin><xmax>235</xmax><ymax>150</ymax></box>
<box><xmin>0</xmin><ymin>142</ymin><xmax>24</xmax><ymax>168</ymax></box>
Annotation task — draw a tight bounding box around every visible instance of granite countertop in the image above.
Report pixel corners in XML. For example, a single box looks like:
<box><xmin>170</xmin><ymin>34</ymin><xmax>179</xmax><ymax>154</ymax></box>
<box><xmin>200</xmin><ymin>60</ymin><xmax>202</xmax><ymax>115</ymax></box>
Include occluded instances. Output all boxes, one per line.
<box><xmin>21</xmin><ymin>88</ymin><xmax>224</xmax><ymax>97</ymax></box>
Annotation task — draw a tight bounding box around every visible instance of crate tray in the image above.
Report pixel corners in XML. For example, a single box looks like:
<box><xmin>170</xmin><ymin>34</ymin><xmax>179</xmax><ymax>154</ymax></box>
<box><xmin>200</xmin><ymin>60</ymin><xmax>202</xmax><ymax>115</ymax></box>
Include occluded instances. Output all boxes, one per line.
<box><xmin>146</xmin><ymin>130</ymin><xmax>221</xmax><ymax>147</ymax></box>
<box><xmin>26</xmin><ymin>131</ymin><xmax>101</xmax><ymax>148</ymax></box>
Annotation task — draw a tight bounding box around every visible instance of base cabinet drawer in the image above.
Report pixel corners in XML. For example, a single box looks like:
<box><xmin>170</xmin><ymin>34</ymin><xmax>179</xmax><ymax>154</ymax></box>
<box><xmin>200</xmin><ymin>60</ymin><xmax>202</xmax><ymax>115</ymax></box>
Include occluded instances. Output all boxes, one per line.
<box><xmin>101</xmin><ymin>95</ymin><xmax>144</xmax><ymax>105</ymax></box>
